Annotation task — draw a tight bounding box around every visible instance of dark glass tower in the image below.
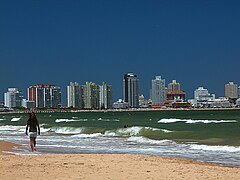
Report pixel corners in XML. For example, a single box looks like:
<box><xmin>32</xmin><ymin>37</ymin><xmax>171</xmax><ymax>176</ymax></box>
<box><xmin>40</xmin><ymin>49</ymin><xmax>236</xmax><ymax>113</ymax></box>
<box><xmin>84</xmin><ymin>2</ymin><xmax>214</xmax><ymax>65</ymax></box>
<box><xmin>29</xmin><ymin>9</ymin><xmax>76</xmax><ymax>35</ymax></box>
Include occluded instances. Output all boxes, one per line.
<box><xmin>123</xmin><ymin>73</ymin><xmax>139</xmax><ymax>108</ymax></box>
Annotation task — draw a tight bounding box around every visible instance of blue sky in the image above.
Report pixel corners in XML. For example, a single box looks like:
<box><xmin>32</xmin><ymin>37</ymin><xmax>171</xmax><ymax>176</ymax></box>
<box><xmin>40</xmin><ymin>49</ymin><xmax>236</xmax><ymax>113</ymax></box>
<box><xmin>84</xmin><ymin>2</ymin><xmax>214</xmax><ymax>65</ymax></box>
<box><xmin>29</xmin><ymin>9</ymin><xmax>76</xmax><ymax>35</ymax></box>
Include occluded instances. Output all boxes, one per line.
<box><xmin>1</xmin><ymin>0</ymin><xmax>240</xmax><ymax>104</ymax></box>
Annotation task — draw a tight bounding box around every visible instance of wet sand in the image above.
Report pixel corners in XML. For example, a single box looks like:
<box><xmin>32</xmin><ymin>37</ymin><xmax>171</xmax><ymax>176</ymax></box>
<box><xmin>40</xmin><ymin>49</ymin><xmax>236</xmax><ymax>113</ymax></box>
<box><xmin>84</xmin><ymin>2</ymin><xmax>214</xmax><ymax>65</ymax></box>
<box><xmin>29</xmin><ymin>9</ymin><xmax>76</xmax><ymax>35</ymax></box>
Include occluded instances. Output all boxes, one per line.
<box><xmin>0</xmin><ymin>140</ymin><xmax>239</xmax><ymax>180</ymax></box>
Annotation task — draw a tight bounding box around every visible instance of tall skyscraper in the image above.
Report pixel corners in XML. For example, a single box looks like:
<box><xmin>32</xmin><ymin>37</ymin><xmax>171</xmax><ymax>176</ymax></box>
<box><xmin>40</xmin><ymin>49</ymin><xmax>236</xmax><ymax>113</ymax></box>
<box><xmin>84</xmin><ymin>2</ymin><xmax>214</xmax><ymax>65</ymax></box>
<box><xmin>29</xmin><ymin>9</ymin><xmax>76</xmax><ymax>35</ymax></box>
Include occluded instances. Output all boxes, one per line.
<box><xmin>67</xmin><ymin>82</ymin><xmax>84</xmax><ymax>108</ymax></box>
<box><xmin>168</xmin><ymin>80</ymin><xmax>181</xmax><ymax>92</ymax></box>
<box><xmin>28</xmin><ymin>84</ymin><xmax>62</xmax><ymax>108</ymax></box>
<box><xmin>225</xmin><ymin>82</ymin><xmax>238</xmax><ymax>99</ymax></box>
<box><xmin>151</xmin><ymin>76</ymin><xmax>166</xmax><ymax>105</ymax></box>
<box><xmin>99</xmin><ymin>82</ymin><xmax>112</xmax><ymax>109</ymax></box>
<box><xmin>4</xmin><ymin>88</ymin><xmax>23</xmax><ymax>108</ymax></box>
<box><xmin>83</xmin><ymin>82</ymin><xmax>99</xmax><ymax>109</ymax></box>
<box><xmin>123</xmin><ymin>73</ymin><xmax>139</xmax><ymax>108</ymax></box>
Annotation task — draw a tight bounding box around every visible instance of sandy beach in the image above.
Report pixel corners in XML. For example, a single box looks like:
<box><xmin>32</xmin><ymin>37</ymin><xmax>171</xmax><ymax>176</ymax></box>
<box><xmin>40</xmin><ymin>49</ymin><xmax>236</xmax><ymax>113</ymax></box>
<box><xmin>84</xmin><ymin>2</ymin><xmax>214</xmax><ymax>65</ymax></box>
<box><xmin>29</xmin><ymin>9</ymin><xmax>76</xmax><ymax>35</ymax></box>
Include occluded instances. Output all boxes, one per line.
<box><xmin>0</xmin><ymin>140</ymin><xmax>239</xmax><ymax>180</ymax></box>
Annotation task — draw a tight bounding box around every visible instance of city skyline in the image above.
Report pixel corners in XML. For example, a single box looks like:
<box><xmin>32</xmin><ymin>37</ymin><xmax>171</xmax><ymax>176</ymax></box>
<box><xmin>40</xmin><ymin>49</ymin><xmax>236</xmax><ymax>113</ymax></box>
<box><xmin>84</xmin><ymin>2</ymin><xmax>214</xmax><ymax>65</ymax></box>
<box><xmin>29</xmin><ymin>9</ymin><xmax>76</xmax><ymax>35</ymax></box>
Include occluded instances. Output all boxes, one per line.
<box><xmin>2</xmin><ymin>76</ymin><xmax>240</xmax><ymax>108</ymax></box>
<box><xmin>1</xmin><ymin>1</ymin><xmax>240</xmax><ymax>103</ymax></box>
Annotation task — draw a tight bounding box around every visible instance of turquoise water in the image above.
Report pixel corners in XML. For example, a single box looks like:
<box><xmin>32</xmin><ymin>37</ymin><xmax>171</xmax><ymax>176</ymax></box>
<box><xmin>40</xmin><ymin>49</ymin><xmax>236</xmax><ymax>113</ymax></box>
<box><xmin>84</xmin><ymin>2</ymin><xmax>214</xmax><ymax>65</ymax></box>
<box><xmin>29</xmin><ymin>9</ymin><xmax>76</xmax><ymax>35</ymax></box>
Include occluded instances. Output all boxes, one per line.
<box><xmin>0</xmin><ymin>110</ymin><xmax>240</xmax><ymax>166</ymax></box>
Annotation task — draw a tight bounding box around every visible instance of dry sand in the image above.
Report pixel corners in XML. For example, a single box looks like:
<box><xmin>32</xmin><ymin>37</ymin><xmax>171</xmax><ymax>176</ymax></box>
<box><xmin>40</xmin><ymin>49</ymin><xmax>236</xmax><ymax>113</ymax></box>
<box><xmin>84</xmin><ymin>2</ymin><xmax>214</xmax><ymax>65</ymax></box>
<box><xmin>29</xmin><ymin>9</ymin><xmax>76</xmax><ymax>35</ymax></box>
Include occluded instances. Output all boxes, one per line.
<box><xmin>0</xmin><ymin>140</ymin><xmax>239</xmax><ymax>180</ymax></box>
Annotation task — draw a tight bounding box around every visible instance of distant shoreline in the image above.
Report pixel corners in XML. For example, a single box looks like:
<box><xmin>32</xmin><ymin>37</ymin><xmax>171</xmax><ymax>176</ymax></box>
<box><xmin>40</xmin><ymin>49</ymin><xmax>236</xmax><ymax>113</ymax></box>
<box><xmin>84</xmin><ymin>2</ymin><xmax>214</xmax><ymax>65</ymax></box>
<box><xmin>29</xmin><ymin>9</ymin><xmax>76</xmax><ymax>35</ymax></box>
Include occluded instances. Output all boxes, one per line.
<box><xmin>1</xmin><ymin>107</ymin><xmax>240</xmax><ymax>114</ymax></box>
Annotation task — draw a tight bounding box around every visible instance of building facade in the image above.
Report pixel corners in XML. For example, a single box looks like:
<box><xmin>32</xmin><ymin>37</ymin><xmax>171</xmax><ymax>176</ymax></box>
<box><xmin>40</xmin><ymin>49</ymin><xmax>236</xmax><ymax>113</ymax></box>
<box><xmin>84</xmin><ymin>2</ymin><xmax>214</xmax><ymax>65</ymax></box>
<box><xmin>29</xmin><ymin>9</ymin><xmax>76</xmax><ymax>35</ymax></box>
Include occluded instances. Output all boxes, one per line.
<box><xmin>28</xmin><ymin>84</ymin><xmax>62</xmax><ymax>108</ymax></box>
<box><xmin>151</xmin><ymin>76</ymin><xmax>166</xmax><ymax>105</ymax></box>
<box><xmin>239</xmin><ymin>86</ymin><xmax>240</xmax><ymax>98</ymax></box>
<box><xmin>113</xmin><ymin>99</ymin><xmax>128</xmax><ymax>109</ymax></box>
<box><xmin>168</xmin><ymin>80</ymin><xmax>181</xmax><ymax>92</ymax></box>
<box><xmin>22</xmin><ymin>99</ymin><xmax>34</xmax><ymax>109</ymax></box>
<box><xmin>83</xmin><ymin>82</ymin><xmax>99</xmax><ymax>109</ymax></box>
<box><xmin>67</xmin><ymin>82</ymin><xmax>84</xmax><ymax>108</ymax></box>
<box><xmin>4</xmin><ymin>88</ymin><xmax>23</xmax><ymax>108</ymax></box>
<box><xmin>194</xmin><ymin>87</ymin><xmax>209</xmax><ymax>100</ymax></box>
<box><xmin>225</xmin><ymin>82</ymin><xmax>238</xmax><ymax>99</ymax></box>
<box><xmin>99</xmin><ymin>82</ymin><xmax>112</xmax><ymax>109</ymax></box>
<box><xmin>123</xmin><ymin>73</ymin><xmax>139</xmax><ymax>108</ymax></box>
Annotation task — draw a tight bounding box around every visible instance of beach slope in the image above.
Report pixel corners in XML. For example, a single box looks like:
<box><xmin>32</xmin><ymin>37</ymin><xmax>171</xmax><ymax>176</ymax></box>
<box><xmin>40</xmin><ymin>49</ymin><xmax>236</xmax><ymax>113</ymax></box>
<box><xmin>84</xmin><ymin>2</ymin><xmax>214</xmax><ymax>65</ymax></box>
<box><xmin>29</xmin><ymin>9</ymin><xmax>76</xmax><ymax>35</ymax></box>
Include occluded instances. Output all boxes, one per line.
<box><xmin>0</xmin><ymin>141</ymin><xmax>239</xmax><ymax>180</ymax></box>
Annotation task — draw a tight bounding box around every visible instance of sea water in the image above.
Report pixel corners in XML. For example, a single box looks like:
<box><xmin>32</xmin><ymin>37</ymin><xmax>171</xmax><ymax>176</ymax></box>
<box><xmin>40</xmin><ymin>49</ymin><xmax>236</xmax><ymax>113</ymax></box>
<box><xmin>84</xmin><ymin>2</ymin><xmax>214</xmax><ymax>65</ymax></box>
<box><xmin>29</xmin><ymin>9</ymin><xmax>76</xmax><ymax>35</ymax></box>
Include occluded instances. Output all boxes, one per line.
<box><xmin>0</xmin><ymin>110</ymin><xmax>240</xmax><ymax>167</ymax></box>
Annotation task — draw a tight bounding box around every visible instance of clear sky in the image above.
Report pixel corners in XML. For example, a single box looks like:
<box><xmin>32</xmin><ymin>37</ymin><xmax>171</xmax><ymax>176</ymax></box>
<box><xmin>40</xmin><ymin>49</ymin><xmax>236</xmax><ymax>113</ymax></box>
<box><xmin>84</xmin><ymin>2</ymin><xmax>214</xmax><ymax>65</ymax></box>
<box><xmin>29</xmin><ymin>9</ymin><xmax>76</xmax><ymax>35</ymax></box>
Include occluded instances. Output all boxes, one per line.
<box><xmin>1</xmin><ymin>0</ymin><xmax>240</xmax><ymax>104</ymax></box>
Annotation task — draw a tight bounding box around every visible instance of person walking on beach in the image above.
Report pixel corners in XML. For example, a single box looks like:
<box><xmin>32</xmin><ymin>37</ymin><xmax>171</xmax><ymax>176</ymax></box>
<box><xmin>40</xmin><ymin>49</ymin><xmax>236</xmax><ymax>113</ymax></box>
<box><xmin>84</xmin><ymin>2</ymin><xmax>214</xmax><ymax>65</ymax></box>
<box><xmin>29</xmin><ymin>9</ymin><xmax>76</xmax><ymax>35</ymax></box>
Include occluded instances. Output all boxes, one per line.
<box><xmin>25</xmin><ymin>112</ymin><xmax>40</xmax><ymax>152</ymax></box>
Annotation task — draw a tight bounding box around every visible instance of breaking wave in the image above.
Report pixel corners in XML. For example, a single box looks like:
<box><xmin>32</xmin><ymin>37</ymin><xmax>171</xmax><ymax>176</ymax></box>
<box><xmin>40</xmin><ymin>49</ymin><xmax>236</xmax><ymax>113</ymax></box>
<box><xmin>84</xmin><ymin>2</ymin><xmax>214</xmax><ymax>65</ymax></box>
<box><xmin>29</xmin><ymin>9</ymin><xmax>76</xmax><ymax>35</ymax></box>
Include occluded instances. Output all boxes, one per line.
<box><xmin>127</xmin><ymin>136</ymin><xmax>175</xmax><ymax>145</ymax></box>
<box><xmin>37</xmin><ymin>126</ymin><xmax>172</xmax><ymax>138</ymax></box>
<box><xmin>11</xmin><ymin>117</ymin><xmax>21</xmax><ymax>122</ymax></box>
<box><xmin>104</xmin><ymin>126</ymin><xmax>171</xmax><ymax>137</ymax></box>
<box><xmin>50</xmin><ymin>127</ymin><xmax>85</xmax><ymax>134</ymax></box>
<box><xmin>190</xmin><ymin>144</ymin><xmax>240</xmax><ymax>153</ymax></box>
<box><xmin>71</xmin><ymin>133</ymin><xmax>102</xmax><ymax>138</ymax></box>
<box><xmin>158</xmin><ymin>118</ymin><xmax>237</xmax><ymax>124</ymax></box>
<box><xmin>97</xmin><ymin>118</ymin><xmax>120</xmax><ymax>122</ymax></box>
<box><xmin>55</xmin><ymin>119</ymin><xmax>88</xmax><ymax>123</ymax></box>
<box><xmin>0</xmin><ymin>125</ymin><xmax>25</xmax><ymax>131</ymax></box>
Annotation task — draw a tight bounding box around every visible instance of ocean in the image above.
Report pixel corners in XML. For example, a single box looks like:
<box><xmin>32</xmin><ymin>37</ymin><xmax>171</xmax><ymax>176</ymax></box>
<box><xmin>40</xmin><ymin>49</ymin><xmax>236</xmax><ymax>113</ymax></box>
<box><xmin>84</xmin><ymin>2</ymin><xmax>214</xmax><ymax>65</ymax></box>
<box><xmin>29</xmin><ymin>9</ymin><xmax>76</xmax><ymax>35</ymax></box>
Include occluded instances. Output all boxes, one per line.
<box><xmin>0</xmin><ymin>110</ymin><xmax>240</xmax><ymax>167</ymax></box>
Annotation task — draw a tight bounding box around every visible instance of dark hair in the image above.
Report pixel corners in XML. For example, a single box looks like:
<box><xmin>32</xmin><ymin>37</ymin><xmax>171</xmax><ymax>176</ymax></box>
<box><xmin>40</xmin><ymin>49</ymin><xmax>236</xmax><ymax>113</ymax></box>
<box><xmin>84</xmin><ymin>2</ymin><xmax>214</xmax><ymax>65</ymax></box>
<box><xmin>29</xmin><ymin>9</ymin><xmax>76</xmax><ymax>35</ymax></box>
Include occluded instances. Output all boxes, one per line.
<box><xmin>28</xmin><ymin>112</ymin><xmax>37</xmax><ymax>124</ymax></box>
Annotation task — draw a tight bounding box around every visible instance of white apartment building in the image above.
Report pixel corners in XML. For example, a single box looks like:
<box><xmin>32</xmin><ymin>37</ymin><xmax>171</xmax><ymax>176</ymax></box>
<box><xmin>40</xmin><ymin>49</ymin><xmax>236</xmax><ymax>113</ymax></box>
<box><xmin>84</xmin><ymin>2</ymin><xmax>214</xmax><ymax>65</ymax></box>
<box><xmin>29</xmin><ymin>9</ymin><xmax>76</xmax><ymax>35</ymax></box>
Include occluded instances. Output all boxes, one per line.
<box><xmin>151</xmin><ymin>76</ymin><xmax>166</xmax><ymax>105</ymax></box>
<box><xmin>4</xmin><ymin>88</ymin><xmax>23</xmax><ymax>108</ymax></box>
<box><xmin>99</xmin><ymin>82</ymin><xmax>112</xmax><ymax>109</ymax></box>
<box><xmin>67</xmin><ymin>82</ymin><xmax>84</xmax><ymax>108</ymax></box>
<box><xmin>225</xmin><ymin>82</ymin><xmax>238</xmax><ymax>99</ymax></box>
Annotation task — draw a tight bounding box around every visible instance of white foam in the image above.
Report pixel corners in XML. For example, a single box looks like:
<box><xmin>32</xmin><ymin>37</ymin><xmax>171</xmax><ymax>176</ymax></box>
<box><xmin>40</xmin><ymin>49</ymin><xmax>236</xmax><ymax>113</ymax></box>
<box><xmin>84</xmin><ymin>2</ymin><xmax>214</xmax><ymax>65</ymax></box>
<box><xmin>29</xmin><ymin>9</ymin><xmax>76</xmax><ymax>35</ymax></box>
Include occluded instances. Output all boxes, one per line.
<box><xmin>144</xmin><ymin>127</ymin><xmax>173</xmax><ymax>133</ymax></box>
<box><xmin>190</xmin><ymin>144</ymin><xmax>240</xmax><ymax>152</ymax></box>
<box><xmin>104</xmin><ymin>126</ymin><xmax>142</xmax><ymax>137</ymax></box>
<box><xmin>0</xmin><ymin>125</ymin><xmax>25</xmax><ymax>131</ymax></box>
<box><xmin>51</xmin><ymin>127</ymin><xmax>84</xmax><ymax>134</ymax></box>
<box><xmin>40</xmin><ymin>127</ymin><xmax>51</xmax><ymax>132</ymax></box>
<box><xmin>158</xmin><ymin>118</ymin><xmax>237</xmax><ymax>124</ymax></box>
<box><xmin>11</xmin><ymin>117</ymin><xmax>21</xmax><ymax>122</ymax></box>
<box><xmin>0</xmin><ymin>118</ymin><xmax>6</xmax><ymax>121</ymax></box>
<box><xmin>104</xmin><ymin>126</ymin><xmax>171</xmax><ymax>137</ymax></box>
<box><xmin>38</xmin><ymin>144</ymin><xmax>79</xmax><ymax>148</ymax></box>
<box><xmin>55</xmin><ymin>119</ymin><xmax>88</xmax><ymax>123</ymax></box>
<box><xmin>161</xmin><ymin>129</ymin><xmax>173</xmax><ymax>133</ymax></box>
<box><xmin>71</xmin><ymin>133</ymin><xmax>102</xmax><ymax>138</ymax></box>
<box><xmin>127</xmin><ymin>136</ymin><xmax>174</xmax><ymax>145</ymax></box>
<box><xmin>97</xmin><ymin>118</ymin><xmax>120</xmax><ymax>122</ymax></box>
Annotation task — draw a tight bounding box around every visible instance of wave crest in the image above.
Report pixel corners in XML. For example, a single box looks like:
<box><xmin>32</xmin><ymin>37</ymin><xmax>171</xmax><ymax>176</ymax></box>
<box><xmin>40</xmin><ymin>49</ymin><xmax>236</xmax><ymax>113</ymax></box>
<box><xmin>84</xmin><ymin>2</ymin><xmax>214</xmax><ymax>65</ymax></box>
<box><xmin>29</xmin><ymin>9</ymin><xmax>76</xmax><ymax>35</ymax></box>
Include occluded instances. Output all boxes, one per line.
<box><xmin>127</xmin><ymin>136</ymin><xmax>175</xmax><ymax>145</ymax></box>
<box><xmin>190</xmin><ymin>144</ymin><xmax>240</xmax><ymax>152</ymax></box>
<box><xmin>11</xmin><ymin>117</ymin><xmax>21</xmax><ymax>122</ymax></box>
<box><xmin>55</xmin><ymin>119</ymin><xmax>88</xmax><ymax>123</ymax></box>
<box><xmin>158</xmin><ymin>118</ymin><xmax>237</xmax><ymax>124</ymax></box>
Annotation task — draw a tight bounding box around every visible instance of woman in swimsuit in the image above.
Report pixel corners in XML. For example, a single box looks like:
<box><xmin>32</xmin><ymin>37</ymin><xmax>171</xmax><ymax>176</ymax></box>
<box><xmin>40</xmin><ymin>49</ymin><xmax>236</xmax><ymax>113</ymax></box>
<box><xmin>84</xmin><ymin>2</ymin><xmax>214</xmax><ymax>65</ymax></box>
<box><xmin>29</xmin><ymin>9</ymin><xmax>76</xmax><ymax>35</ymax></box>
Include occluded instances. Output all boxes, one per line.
<box><xmin>25</xmin><ymin>112</ymin><xmax>40</xmax><ymax>152</ymax></box>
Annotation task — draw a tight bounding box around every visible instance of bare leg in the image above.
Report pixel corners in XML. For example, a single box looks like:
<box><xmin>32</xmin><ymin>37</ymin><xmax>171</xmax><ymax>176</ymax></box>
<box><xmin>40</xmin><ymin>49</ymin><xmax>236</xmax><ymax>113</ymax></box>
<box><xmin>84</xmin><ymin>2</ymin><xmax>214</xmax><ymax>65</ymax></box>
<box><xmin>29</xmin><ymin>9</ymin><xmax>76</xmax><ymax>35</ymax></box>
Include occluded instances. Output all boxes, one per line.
<box><xmin>33</xmin><ymin>138</ymin><xmax>36</xmax><ymax>151</ymax></box>
<box><xmin>30</xmin><ymin>137</ymin><xmax>35</xmax><ymax>152</ymax></box>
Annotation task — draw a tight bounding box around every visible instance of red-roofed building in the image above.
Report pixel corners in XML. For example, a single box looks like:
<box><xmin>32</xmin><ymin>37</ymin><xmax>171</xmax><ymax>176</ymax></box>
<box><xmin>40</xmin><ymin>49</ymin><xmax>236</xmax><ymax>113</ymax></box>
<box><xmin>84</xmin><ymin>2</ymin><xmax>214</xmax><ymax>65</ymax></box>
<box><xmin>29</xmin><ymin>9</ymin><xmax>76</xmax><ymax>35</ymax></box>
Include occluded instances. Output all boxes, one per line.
<box><xmin>28</xmin><ymin>84</ymin><xmax>61</xmax><ymax>108</ymax></box>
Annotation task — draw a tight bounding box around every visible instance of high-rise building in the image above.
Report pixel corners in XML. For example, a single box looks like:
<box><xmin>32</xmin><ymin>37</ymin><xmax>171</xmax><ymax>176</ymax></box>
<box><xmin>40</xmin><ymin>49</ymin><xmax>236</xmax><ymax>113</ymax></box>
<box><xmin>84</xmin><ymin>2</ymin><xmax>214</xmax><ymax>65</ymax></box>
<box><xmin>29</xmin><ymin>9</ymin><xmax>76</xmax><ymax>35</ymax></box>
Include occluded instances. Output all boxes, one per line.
<box><xmin>4</xmin><ymin>88</ymin><xmax>23</xmax><ymax>108</ymax></box>
<box><xmin>99</xmin><ymin>82</ymin><xmax>112</xmax><ymax>109</ymax></box>
<box><xmin>225</xmin><ymin>82</ymin><xmax>238</xmax><ymax>99</ymax></box>
<box><xmin>67</xmin><ymin>82</ymin><xmax>84</xmax><ymax>108</ymax></box>
<box><xmin>28</xmin><ymin>84</ymin><xmax>62</xmax><ymax>108</ymax></box>
<box><xmin>123</xmin><ymin>73</ymin><xmax>139</xmax><ymax>108</ymax></box>
<box><xmin>168</xmin><ymin>80</ymin><xmax>181</xmax><ymax>92</ymax></box>
<box><xmin>83</xmin><ymin>82</ymin><xmax>99</xmax><ymax>109</ymax></box>
<box><xmin>51</xmin><ymin>86</ymin><xmax>62</xmax><ymax>108</ymax></box>
<box><xmin>238</xmin><ymin>86</ymin><xmax>240</xmax><ymax>98</ymax></box>
<box><xmin>151</xmin><ymin>76</ymin><xmax>166</xmax><ymax>105</ymax></box>
<box><xmin>22</xmin><ymin>99</ymin><xmax>34</xmax><ymax>109</ymax></box>
<box><xmin>194</xmin><ymin>87</ymin><xmax>209</xmax><ymax>100</ymax></box>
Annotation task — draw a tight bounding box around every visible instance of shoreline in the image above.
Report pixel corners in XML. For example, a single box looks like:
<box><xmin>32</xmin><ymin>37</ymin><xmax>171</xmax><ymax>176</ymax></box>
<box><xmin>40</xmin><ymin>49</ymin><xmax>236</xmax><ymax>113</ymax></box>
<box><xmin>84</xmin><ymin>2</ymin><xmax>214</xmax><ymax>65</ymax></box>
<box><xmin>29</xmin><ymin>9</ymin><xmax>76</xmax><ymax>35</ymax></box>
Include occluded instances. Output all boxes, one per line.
<box><xmin>0</xmin><ymin>140</ymin><xmax>22</xmax><ymax>155</ymax></box>
<box><xmin>1</xmin><ymin>107</ymin><xmax>240</xmax><ymax>114</ymax></box>
<box><xmin>0</xmin><ymin>140</ymin><xmax>239</xmax><ymax>180</ymax></box>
